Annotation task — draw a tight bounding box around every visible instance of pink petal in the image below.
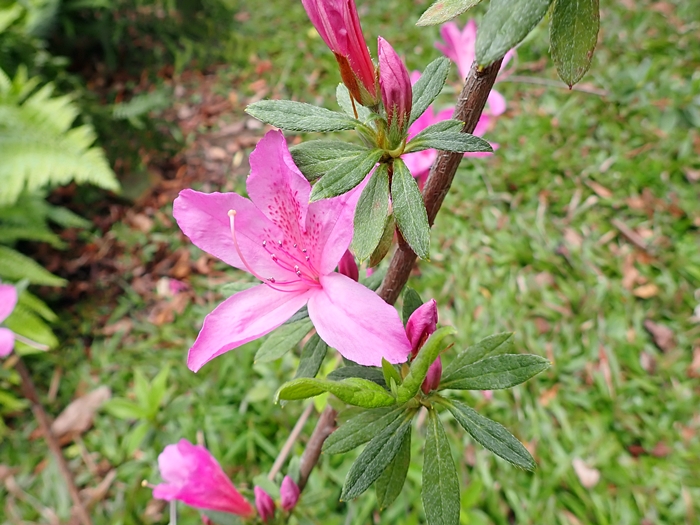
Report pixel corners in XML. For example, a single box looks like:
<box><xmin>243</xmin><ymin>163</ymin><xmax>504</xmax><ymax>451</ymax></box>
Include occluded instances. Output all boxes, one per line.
<box><xmin>435</xmin><ymin>22</ymin><xmax>461</xmax><ymax>65</ymax></box>
<box><xmin>0</xmin><ymin>328</ymin><xmax>14</xmax><ymax>357</ymax></box>
<box><xmin>187</xmin><ymin>284</ymin><xmax>310</xmax><ymax>372</ymax></box>
<box><xmin>173</xmin><ymin>189</ymin><xmax>286</xmax><ymax>281</ymax></box>
<box><xmin>487</xmin><ymin>90</ymin><xmax>507</xmax><ymax>116</ymax></box>
<box><xmin>280</xmin><ymin>475</ymin><xmax>300</xmax><ymax>511</ymax></box>
<box><xmin>247</xmin><ymin>130</ymin><xmax>310</xmax><ymax>246</ymax></box>
<box><xmin>307</xmin><ymin>273</ymin><xmax>411</xmax><ymax>365</ymax></box>
<box><xmin>0</xmin><ymin>284</ymin><xmax>17</xmax><ymax>323</ymax></box>
<box><xmin>406</xmin><ymin>299</ymin><xmax>438</xmax><ymax>357</ymax></box>
<box><xmin>338</xmin><ymin>250</ymin><xmax>359</xmax><ymax>281</ymax></box>
<box><xmin>403</xmin><ymin>150</ymin><xmax>436</xmax><ymax>182</ymax></box>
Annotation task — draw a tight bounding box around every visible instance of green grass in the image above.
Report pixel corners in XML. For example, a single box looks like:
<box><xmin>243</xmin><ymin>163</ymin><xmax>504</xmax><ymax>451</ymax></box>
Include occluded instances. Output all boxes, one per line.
<box><xmin>2</xmin><ymin>0</ymin><xmax>699</xmax><ymax>524</ymax></box>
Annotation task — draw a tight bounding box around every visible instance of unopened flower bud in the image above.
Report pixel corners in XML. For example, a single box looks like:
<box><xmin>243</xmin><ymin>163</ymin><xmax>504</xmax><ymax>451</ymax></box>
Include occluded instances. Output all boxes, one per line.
<box><xmin>421</xmin><ymin>356</ymin><xmax>442</xmax><ymax>394</ymax></box>
<box><xmin>280</xmin><ymin>475</ymin><xmax>300</xmax><ymax>511</ymax></box>
<box><xmin>405</xmin><ymin>299</ymin><xmax>438</xmax><ymax>358</ymax></box>
<box><xmin>338</xmin><ymin>250</ymin><xmax>359</xmax><ymax>282</ymax></box>
<box><xmin>378</xmin><ymin>37</ymin><xmax>412</xmax><ymax>144</ymax></box>
<box><xmin>254</xmin><ymin>486</ymin><xmax>275</xmax><ymax>522</ymax></box>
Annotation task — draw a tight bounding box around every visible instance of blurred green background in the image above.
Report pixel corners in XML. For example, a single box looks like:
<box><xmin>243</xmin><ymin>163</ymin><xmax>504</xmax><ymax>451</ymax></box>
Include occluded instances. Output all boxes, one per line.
<box><xmin>1</xmin><ymin>0</ymin><xmax>699</xmax><ymax>524</ymax></box>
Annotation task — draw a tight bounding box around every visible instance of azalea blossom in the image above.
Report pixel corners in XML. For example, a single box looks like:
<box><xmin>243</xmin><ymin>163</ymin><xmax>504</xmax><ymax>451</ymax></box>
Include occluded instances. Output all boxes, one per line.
<box><xmin>0</xmin><ymin>284</ymin><xmax>17</xmax><ymax>358</ymax></box>
<box><xmin>280</xmin><ymin>475</ymin><xmax>300</xmax><ymax>511</ymax></box>
<box><xmin>254</xmin><ymin>486</ymin><xmax>275</xmax><ymax>522</ymax></box>
<box><xmin>174</xmin><ymin>130</ymin><xmax>411</xmax><ymax>371</ymax></box>
<box><xmin>301</xmin><ymin>0</ymin><xmax>379</xmax><ymax>106</ymax></box>
<box><xmin>435</xmin><ymin>20</ymin><xmax>516</xmax><ymax>117</ymax></box>
<box><xmin>378</xmin><ymin>36</ymin><xmax>412</xmax><ymax>141</ymax></box>
<box><xmin>153</xmin><ymin>439</ymin><xmax>254</xmax><ymax>517</ymax></box>
<box><xmin>405</xmin><ymin>299</ymin><xmax>442</xmax><ymax>394</ymax></box>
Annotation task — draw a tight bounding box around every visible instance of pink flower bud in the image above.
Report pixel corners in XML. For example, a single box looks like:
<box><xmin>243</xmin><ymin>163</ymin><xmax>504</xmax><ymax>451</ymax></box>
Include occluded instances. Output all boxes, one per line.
<box><xmin>378</xmin><ymin>37</ymin><xmax>412</xmax><ymax>141</ymax></box>
<box><xmin>254</xmin><ymin>486</ymin><xmax>276</xmax><ymax>522</ymax></box>
<box><xmin>421</xmin><ymin>356</ymin><xmax>442</xmax><ymax>394</ymax></box>
<box><xmin>301</xmin><ymin>0</ymin><xmax>378</xmax><ymax>106</ymax></box>
<box><xmin>338</xmin><ymin>250</ymin><xmax>359</xmax><ymax>282</ymax></box>
<box><xmin>405</xmin><ymin>299</ymin><xmax>438</xmax><ymax>358</ymax></box>
<box><xmin>280</xmin><ymin>475</ymin><xmax>300</xmax><ymax>511</ymax></box>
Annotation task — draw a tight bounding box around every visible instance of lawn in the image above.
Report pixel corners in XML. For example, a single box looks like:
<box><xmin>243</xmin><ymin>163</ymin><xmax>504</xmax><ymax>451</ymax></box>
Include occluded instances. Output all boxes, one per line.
<box><xmin>1</xmin><ymin>0</ymin><xmax>699</xmax><ymax>524</ymax></box>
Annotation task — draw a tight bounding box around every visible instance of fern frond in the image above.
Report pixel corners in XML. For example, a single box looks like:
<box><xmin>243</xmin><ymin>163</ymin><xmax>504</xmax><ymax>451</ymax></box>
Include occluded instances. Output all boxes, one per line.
<box><xmin>0</xmin><ymin>245</ymin><xmax>65</xmax><ymax>286</ymax></box>
<box><xmin>4</xmin><ymin>303</ymin><xmax>58</xmax><ymax>352</ymax></box>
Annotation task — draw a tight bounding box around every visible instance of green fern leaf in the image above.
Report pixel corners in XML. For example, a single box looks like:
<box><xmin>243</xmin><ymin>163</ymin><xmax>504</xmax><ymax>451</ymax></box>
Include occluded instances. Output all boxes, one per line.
<box><xmin>0</xmin><ymin>246</ymin><xmax>65</xmax><ymax>286</ymax></box>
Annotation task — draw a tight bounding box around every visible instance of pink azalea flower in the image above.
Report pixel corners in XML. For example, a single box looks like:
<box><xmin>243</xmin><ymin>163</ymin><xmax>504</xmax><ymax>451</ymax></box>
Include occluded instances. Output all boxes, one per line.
<box><xmin>280</xmin><ymin>475</ymin><xmax>300</xmax><ymax>511</ymax></box>
<box><xmin>301</xmin><ymin>0</ymin><xmax>379</xmax><ymax>106</ymax></box>
<box><xmin>378</xmin><ymin>36</ymin><xmax>412</xmax><ymax>140</ymax></box>
<box><xmin>153</xmin><ymin>439</ymin><xmax>254</xmax><ymax>517</ymax></box>
<box><xmin>174</xmin><ymin>130</ymin><xmax>411</xmax><ymax>371</ymax></box>
<box><xmin>0</xmin><ymin>284</ymin><xmax>17</xmax><ymax>358</ymax></box>
<box><xmin>254</xmin><ymin>486</ymin><xmax>275</xmax><ymax>522</ymax></box>
<box><xmin>405</xmin><ymin>299</ymin><xmax>443</xmax><ymax>393</ymax></box>
<box><xmin>435</xmin><ymin>20</ymin><xmax>516</xmax><ymax>117</ymax></box>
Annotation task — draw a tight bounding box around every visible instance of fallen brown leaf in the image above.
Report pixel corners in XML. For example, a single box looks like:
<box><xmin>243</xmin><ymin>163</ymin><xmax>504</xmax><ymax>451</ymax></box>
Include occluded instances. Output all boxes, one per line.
<box><xmin>51</xmin><ymin>386</ymin><xmax>112</xmax><ymax>444</ymax></box>
<box><xmin>572</xmin><ymin>458</ymin><xmax>600</xmax><ymax>488</ymax></box>
<box><xmin>633</xmin><ymin>283</ymin><xmax>659</xmax><ymax>298</ymax></box>
<box><xmin>81</xmin><ymin>470</ymin><xmax>117</xmax><ymax>507</ymax></box>
<box><xmin>587</xmin><ymin>181</ymin><xmax>613</xmax><ymax>199</ymax></box>
<box><xmin>643</xmin><ymin>320</ymin><xmax>676</xmax><ymax>352</ymax></box>
<box><xmin>538</xmin><ymin>384</ymin><xmax>560</xmax><ymax>407</ymax></box>
<box><xmin>689</xmin><ymin>347</ymin><xmax>700</xmax><ymax>378</ymax></box>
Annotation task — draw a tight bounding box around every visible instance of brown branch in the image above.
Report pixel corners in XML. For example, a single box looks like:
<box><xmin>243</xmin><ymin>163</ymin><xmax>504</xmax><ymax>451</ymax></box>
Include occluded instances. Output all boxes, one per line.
<box><xmin>15</xmin><ymin>358</ymin><xmax>93</xmax><ymax>525</ymax></box>
<box><xmin>297</xmin><ymin>58</ymin><xmax>504</xmax><ymax>491</ymax></box>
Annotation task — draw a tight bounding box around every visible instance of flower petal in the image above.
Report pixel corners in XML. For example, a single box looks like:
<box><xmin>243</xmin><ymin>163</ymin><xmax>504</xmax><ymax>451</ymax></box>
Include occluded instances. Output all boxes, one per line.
<box><xmin>0</xmin><ymin>284</ymin><xmax>18</xmax><ymax>323</ymax></box>
<box><xmin>188</xmin><ymin>284</ymin><xmax>309</xmax><ymax>372</ymax></box>
<box><xmin>406</xmin><ymin>299</ymin><xmax>438</xmax><ymax>357</ymax></box>
<box><xmin>307</xmin><ymin>273</ymin><xmax>411</xmax><ymax>365</ymax></box>
<box><xmin>247</xmin><ymin>130</ymin><xmax>310</xmax><ymax>246</ymax></box>
<box><xmin>174</xmin><ymin>189</ymin><xmax>286</xmax><ymax>280</ymax></box>
<box><xmin>487</xmin><ymin>90</ymin><xmax>507</xmax><ymax>116</ymax></box>
<box><xmin>0</xmin><ymin>328</ymin><xmax>14</xmax><ymax>357</ymax></box>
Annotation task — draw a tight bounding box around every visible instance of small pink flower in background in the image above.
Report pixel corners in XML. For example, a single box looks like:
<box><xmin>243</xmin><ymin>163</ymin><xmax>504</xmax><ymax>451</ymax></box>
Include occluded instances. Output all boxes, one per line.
<box><xmin>254</xmin><ymin>486</ymin><xmax>275</xmax><ymax>522</ymax></box>
<box><xmin>435</xmin><ymin>20</ymin><xmax>516</xmax><ymax>117</ymax></box>
<box><xmin>422</xmin><ymin>356</ymin><xmax>442</xmax><ymax>394</ymax></box>
<box><xmin>280</xmin><ymin>475</ymin><xmax>301</xmax><ymax>511</ymax></box>
<box><xmin>153</xmin><ymin>439</ymin><xmax>254</xmax><ymax>517</ymax></box>
<box><xmin>0</xmin><ymin>284</ymin><xmax>17</xmax><ymax>358</ymax></box>
<box><xmin>378</xmin><ymin>37</ymin><xmax>412</xmax><ymax>139</ymax></box>
<box><xmin>405</xmin><ymin>299</ymin><xmax>443</xmax><ymax>393</ymax></box>
<box><xmin>174</xmin><ymin>130</ymin><xmax>411</xmax><ymax>371</ymax></box>
<box><xmin>301</xmin><ymin>0</ymin><xmax>379</xmax><ymax>106</ymax></box>
<box><xmin>338</xmin><ymin>250</ymin><xmax>359</xmax><ymax>282</ymax></box>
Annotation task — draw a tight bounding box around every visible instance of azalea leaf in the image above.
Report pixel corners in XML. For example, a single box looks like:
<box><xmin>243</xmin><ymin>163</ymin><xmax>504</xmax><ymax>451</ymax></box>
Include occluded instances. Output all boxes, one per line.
<box><xmin>368</xmin><ymin>213</ymin><xmax>395</xmax><ymax>268</ymax></box>
<box><xmin>289</xmin><ymin>140</ymin><xmax>370</xmax><ymax>182</ymax></box>
<box><xmin>441</xmin><ymin>332</ymin><xmax>514</xmax><ymax>383</ymax></box>
<box><xmin>327</xmin><ymin>365</ymin><xmax>386</xmax><ymax>387</ymax></box>
<box><xmin>0</xmin><ymin>245</ymin><xmax>66</xmax><ymax>286</ymax></box>
<box><xmin>341</xmin><ymin>413</ymin><xmax>414</xmax><ymax>500</ymax></box>
<box><xmin>423</xmin><ymin>409</ymin><xmax>460</xmax><ymax>525</ymax></box>
<box><xmin>391</xmin><ymin>158</ymin><xmax>430</xmax><ymax>259</ymax></box>
<box><xmin>295</xmin><ymin>333</ymin><xmax>328</xmax><ymax>379</ymax></box>
<box><xmin>402</xmin><ymin>287</ymin><xmax>424</xmax><ymax>326</ymax></box>
<box><xmin>376</xmin><ymin>426</ymin><xmax>411</xmax><ymax>509</ymax></box>
<box><xmin>310</xmin><ymin>148</ymin><xmax>383</xmax><ymax>201</ymax></box>
<box><xmin>255</xmin><ymin>320</ymin><xmax>313</xmax><ymax>363</ymax></box>
<box><xmin>397</xmin><ymin>326</ymin><xmax>456</xmax><ymax>403</ymax></box>
<box><xmin>245</xmin><ymin>100</ymin><xmax>360</xmax><ymax>132</ymax></box>
<box><xmin>409</xmin><ymin>57</ymin><xmax>451</xmax><ymax>126</ymax></box>
<box><xmin>417</xmin><ymin>0</ymin><xmax>484</xmax><ymax>26</ymax></box>
<box><xmin>382</xmin><ymin>358</ymin><xmax>403</xmax><ymax>389</ymax></box>
<box><xmin>476</xmin><ymin>0</ymin><xmax>553</xmax><ymax>67</ymax></box>
<box><xmin>323</xmin><ymin>406</ymin><xmax>407</xmax><ymax>454</ymax></box>
<box><xmin>550</xmin><ymin>0</ymin><xmax>600</xmax><ymax>87</ymax></box>
<box><xmin>352</xmin><ymin>163</ymin><xmax>390</xmax><ymax>261</ymax></box>
<box><xmin>442</xmin><ymin>399</ymin><xmax>536</xmax><ymax>470</ymax></box>
<box><xmin>440</xmin><ymin>354</ymin><xmax>550</xmax><ymax>390</ymax></box>
<box><xmin>336</xmin><ymin>84</ymin><xmax>372</xmax><ymax>122</ymax></box>
<box><xmin>276</xmin><ymin>377</ymin><xmax>395</xmax><ymax>408</ymax></box>
<box><xmin>405</xmin><ymin>120</ymin><xmax>492</xmax><ymax>154</ymax></box>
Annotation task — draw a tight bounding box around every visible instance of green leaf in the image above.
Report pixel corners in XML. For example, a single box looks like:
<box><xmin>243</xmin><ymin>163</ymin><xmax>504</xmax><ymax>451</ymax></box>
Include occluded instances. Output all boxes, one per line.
<box><xmin>351</xmin><ymin>163</ymin><xmax>390</xmax><ymax>261</ymax></box>
<box><xmin>289</xmin><ymin>140</ymin><xmax>370</xmax><ymax>182</ymax></box>
<box><xmin>550</xmin><ymin>0</ymin><xmax>600</xmax><ymax>87</ymax></box>
<box><xmin>277</xmin><ymin>377</ymin><xmax>395</xmax><ymax>408</ymax></box>
<box><xmin>310</xmin><ymin>148</ymin><xmax>383</xmax><ymax>201</ymax></box>
<box><xmin>336</xmin><ymin>83</ymin><xmax>372</xmax><ymax>122</ymax></box>
<box><xmin>103</xmin><ymin>398</ymin><xmax>148</xmax><ymax>420</ymax></box>
<box><xmin>443</xmin><ymin>399</ymin><xmax>535</xmax><ymax>470</ymax></box>
<box><xmin>133</xmin><ymin>369</ymin><xmax>150</xmax><ymax>410</ymax></box>
<box><xmin>391</xmin><ymin>159</ymin><xmax>430</xmax><ymax>259</ymax></box>
<box><xmin>0</xmin><ymin>246</ymin><xmax>66</xmax><ymax>286</ymax></box>
<box><xmin>148</xmin><ymin>365</ymin><xmax>170</xmax><ymax>416</ymax></box>
<box><xmin>368</xmin><ymin>213</ymin><xmax>395</xmax><ymax>268</ymax></box>
<box><xmin>255</xmin><ymin>320</ymin><xmax>313</xmax><ymax>363</ymax></box>
<box><xmin>375</xmin><ymin>425</ymin><xmax>411</xmax><ymax>509</ymax></box>
<box><xmin>382</xmin><ymin>358</ymin><xmax>403</xmax><ymax>388</ymax></box>
<box><xmin>405</xmin><ymin>120</ymin><xmax>493</xmax><ymax>154</ymax></box>
<box><xmin>295</xmin><ymin>333</ymin><xmax>328</xmax><ymax>379</ymax></box>
<box><xmin>341</xmin><ymin>413</ymin><xmax>413</xmax><ymax>500</ymax></box>
<box><xmin>417</xmin><ymin>0</ymin><xmax>484</xmax><ymax>26</ymax></box>
<box><xmin>284</xmin><ymin>306</ymin><xmax>309</xmax><ymax>325</ymax></box>
<box><xmin>442</xmin><ymin>332</ymin><xmax>513</xmax><ymax>383</ymax></box>
<box><xmin>17</xmin><ymin>290</ymin><xmax>57</xmax><ymax>322</ymax></box>
<box><xmin>323</xmin><ymin>406</ymin><xmax>407</xmax><ymax>454</ymax></box>
<box><xmin>245</xmin><ymin>100</ymin><xmax>360</xmax><ymax>132</ymax></box>
<box><xmin>409</xmin><ymin>57</ymin><xmax>451</xmax><ymax>126</ymax></box>
<box><xmin>362</xmin><ymin>265</ymin><xmax>386</xmax><ymax>291</ymax></box>
<box><xmin>201</xmin><ymin>510</ymin><xmax>243</xmax><ymax>525</ymax></box>
<box><xmin>423</xmin><ymin>409</ymin><xmax>460</xmax><ymax>525</ymax></box>
<box><xmin>397</xmin><ymin>326</ymin><xmax>456</xmax><ymax>403</ymax></box>
<box><xmin>124</xmin><ymin>420</ymin><xmax>150</xmax><ymax>456</ymax></box>
<box><xmin>476</xmin><ymin>0</ymin><xmax>553</xmax><ymax>67</ymax></box>
<box><xmin>5</xmin><ymin>303</ymin><xmax>58</xmax><ymax>352</ymax></box>
<box><xmin>327</xmin><ymin>365</ymin><xmax>386</xmax><ymax>387</ymax></box>
<box><xmin>402</xmin><ymin>287</ymin><xmax>424</xmax><ymax>326</ymax></box>
<box><xmin>440</xmin><ymin>354</ymin><xmax>550</xmax><ymax>390</ymax></box>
